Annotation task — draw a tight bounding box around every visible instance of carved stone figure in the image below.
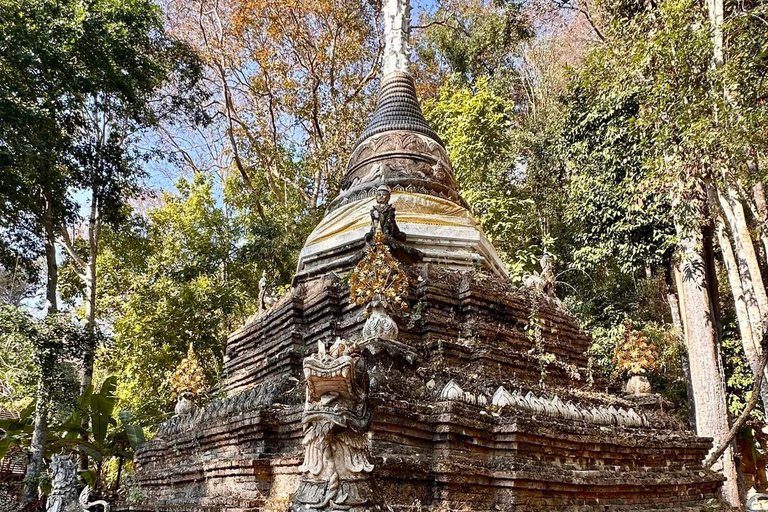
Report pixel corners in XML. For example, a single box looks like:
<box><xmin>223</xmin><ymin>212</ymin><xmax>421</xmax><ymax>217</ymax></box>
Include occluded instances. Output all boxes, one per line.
<box><xmin>362</xmin><ymin>293</ymin><xmax>399</xmax><ymax>341</ymax></box>
<box><xmin>626</xmin><ymin>375</ymin><xmax>652</xmax><ymax>396</ymax></box>
<box><xmin>366</xmin><ymin>185</ymin><xmax>404</xmax><ymax>243</ymax></box>
<box><xmin>365</xmin><ymin>184</ymin><xmax>421</xmax><ymax>264</ymax></box>
<box><xmin>174</xmin><ymin>391</ymin><xmax>196</xmax><ymax>416</ymax></box>
<box><xmin>290</xmin><ymin>338</ymin><xmax>374</xmax><ymax>512</ymax></box>
<box><xmin>258</xmin><ymin>270</ymin><xmax>268</xmax><ymax>315</ymax></box>
<box><xmin>78</xmin><ymin>486</ymin><xmax>109</xmax><ymax>512</ymax></box>
<box><xmin>523</xmin><ymin>253</ymin><xmax>556</xmax><ymax>298</ymax></box>
<box><xmin>47</xmin><ymin>453</ymin><xmax>79</xmax><ymax>512</ymax></box>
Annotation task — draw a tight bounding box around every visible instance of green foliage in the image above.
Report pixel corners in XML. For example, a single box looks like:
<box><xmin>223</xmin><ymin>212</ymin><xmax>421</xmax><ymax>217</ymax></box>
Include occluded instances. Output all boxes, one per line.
<box><xmin>722</xmin><ymin>321</ymin><xmax>763</xmax><ymax>420</ymax></box>
<box><xmin>0</xmin><ymin>376</ymin><xmax>145</xmax><ymax>489</ymax></box>
<box><xmin>0</xmin><ymin>0</ymin><xmax>204</xmax><ymax>272</ymax></box>
<box><xmin>415</xmin><ymin>0</ymin><xmax>532</xmax><ymax>84</ymax></box>
<box><xmin>587</xmin><ymin>322</ymin><xmax>624</xmax><ymax>380</ymax></box>
<box><xmin>0</xmin><ymin>306</ymin><xmax>84</xmax><ymax>413</ymax></box>
<box><xmin>95</xmin><ymin>174</ymin><xmax>262</xmax><ymax>420</ymax></box>
<box><xmin>561</xmin><ymin>81</ymin><xmax>675</xmax><ymax>273</ymax></box>
<box><xmin>424</xmin><ymin>76</ymin><xmax>559</xmax><ymax>281</ymax></box>
<box><xmin>424</xmin><ymin>77</ymin><xmax>514</xmax><ymax>187</ymax></box>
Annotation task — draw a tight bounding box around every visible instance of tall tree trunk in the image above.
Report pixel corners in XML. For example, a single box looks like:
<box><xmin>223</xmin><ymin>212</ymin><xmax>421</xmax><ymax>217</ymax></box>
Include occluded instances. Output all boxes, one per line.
<box><xmin>668</xmin><ymin>265</ymin><xmax>696</xmax><ymax>428</ymax></box>
<box><xmin>60</xmin><ymin>190</ymin><xmax>102</xmax><ymax>471</ymax></box>
<box><xmin>714</xmin><ymin>208</ymin><xmax>768</xmax><ymax>405</ymax></box>
<box><xmin>751</xmin><ymin>180</ymin><xmax>768</xmax><ymax>265</ymax></box>
<box><xmin>79</xmin><ymin>197</ymin><xmax>101</xmax><ymax>472</ymax></box>
<box><xmin>675</xmin><ymin>215</ymin><xmax>742</xmax><ymax>507</ymax></box>
<box><xmin>23</xmin><ymin>375</ymin><xmax>50</xmax><ymax>505</ymax></box>
<box><xmin>717</xmin><ymin>186</ymin><xmax>768</xmax><ymax>321</ymax></box>
<box><xmin>23</xmin><ymin>196</ymin><xmax>58</xmax><ymax>505</ymax></box>
<box><xmin>81</xmin><ymin>195</ymin><xmax>100</xmax><ymax>395</ymax></box>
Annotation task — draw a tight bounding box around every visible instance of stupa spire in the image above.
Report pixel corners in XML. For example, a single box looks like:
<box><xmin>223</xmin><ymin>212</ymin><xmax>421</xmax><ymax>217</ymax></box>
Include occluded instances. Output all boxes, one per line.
<box><xmin>382</xmin><ymin>0</ymin><xmax>411</xmax><ymax>75</ymax></box>
<box><xmin>293</xmin><ymin>0</ymin><xmax>509</xmax><ymax>282</ymax></box>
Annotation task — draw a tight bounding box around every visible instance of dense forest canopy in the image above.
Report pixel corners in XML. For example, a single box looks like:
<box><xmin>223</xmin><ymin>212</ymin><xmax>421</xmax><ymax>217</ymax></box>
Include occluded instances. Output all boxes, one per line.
<box><xmin>2</xmin><ymin>0</ymin><xmax>768</xmax><ymax>508</ymax></box>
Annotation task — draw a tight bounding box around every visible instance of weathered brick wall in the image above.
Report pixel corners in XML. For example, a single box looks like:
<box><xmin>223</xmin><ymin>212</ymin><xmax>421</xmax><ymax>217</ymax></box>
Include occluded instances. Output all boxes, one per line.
<box><xmin>127</xmin><ymin>270</ymin><xmax>723</xmax><ymax>512</ymax></box>
<box><xmin>224</xmin><ymin>270</ymin><xmax>592</xmax><ymax>397</ymax></box>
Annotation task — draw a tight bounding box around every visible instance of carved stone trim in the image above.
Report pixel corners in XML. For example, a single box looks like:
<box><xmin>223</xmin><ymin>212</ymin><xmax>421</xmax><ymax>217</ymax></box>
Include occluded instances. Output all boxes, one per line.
<box><xmin>438</xmin><ymin>383</ymin><xmax>649</xmax><ymax>428</ymax></box>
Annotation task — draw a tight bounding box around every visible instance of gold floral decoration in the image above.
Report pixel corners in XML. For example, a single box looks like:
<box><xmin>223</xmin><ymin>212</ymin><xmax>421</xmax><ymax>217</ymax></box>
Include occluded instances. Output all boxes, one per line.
<box><xmin>170</xmin><ymin>343</ymin><xmax>207</xmax><ymax>398</ymax></box>
<box><xmin>348</xmin><ymin>230</ymin><xmax>409</xmax><ymax>311</ymax></box>
<box><xmin>613</xmin><ymin>319</ymin><xmax>659</xmax><ymax>376</ymax></box>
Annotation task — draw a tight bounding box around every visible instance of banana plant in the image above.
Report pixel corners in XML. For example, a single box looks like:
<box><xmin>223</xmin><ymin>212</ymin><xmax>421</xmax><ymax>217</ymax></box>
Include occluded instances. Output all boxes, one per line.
<box><xmin>0</xmin><ymin>376</ymin><xmax>145</xmax><ymax>491</ymax></box>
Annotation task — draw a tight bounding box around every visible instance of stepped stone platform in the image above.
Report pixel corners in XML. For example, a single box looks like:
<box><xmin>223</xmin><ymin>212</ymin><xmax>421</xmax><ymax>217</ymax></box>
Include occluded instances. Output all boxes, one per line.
<box><xmin>128</xmin><ymin>270</ymin><xmax>723</xmax><ymax>512</ymax></box>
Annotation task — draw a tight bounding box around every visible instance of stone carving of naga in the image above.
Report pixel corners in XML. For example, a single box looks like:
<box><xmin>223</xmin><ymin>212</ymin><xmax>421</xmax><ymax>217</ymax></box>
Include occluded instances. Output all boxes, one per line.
<box><xmin>47</xmin><ymin>452</ymin><xmax>79</xmax><ymax>512</ymax></box>
<box><xmin>290</xmin><ymin>338</ymin><xmax>374</xmax><ymax>512</ymax></box>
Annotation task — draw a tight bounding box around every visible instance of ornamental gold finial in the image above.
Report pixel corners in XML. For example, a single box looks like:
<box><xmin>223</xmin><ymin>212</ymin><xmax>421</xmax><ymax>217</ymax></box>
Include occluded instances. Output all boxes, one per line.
<box><xmin>170</xmin><ymin>343</ymin><xmax>207</xmax><ymax>398</ymax></box>
<box><xmin>349</xmin><ymin>230</ymin><xmax>409</xmax><ymax>340</ymax></box>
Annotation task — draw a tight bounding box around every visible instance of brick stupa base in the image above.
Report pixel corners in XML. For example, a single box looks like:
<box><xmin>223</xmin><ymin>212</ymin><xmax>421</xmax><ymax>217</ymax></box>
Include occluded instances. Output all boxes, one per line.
<box><xmin>126</xmin><ymin>270</ymin><xmax>723</xmax><ymax>512</ymax></box>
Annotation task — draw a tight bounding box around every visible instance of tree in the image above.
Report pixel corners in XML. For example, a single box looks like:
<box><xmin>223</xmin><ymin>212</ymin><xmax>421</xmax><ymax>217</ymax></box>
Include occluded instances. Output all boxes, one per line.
<box><xmin>95</xmin><ymin>175</ymin><xmax>257</xmax><ymax>420</ymax></box>
<box><xmin>0</xmin><ymin>376</ymin><xmax>146</xmax><ymax>494</ymax></box>
<box><xmin>159</xmin><ymin>0</ymin><xmax>382</xmax><ymax>222</ymax></box>
<box><xmin>558</xmin><ymin>0</ymin><xmax>768</xmax><ymax>503</ymax></box>
<box><xmin>0</xmin><ymin>0</ymin><xmax>206</xmax><ymax>496</ymax></box>
<box><xmin>413</xmin><ymin>0</ymin><xmax>533</xmax><ymax>89</ymax></box>
<box><xmin>0</xmin><ymin>306</ymin><xmax>86</xmax><ymax>503</ymax></box>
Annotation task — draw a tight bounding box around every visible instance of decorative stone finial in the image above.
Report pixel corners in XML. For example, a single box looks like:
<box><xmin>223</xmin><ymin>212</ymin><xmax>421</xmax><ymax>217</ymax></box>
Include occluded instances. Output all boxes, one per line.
<box><xmin>382</xmin><ymin>0</ymin><xmax>411</xmax><ymax>75</ymax></box>
<box><xmin>350</xmin><ymin>227</ymin><xmax>410</xmax><ymax>341</ymax></box>
<box><xmin>170</xmin><ymin>343</ymin><xmax>207</xmax><ymax>415</ymax></box>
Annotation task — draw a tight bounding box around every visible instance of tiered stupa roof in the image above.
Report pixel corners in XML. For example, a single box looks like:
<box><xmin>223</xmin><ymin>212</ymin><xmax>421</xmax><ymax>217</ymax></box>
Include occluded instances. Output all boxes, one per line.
<box><xmin>355</xmin><ymin>72</ymin><xmax>442</xmax><ymax>144</ymax></box>
<box><xmin>296</xmin><ymin>39</ymin><xmax>507</xmax><ymax>281</ymax></box>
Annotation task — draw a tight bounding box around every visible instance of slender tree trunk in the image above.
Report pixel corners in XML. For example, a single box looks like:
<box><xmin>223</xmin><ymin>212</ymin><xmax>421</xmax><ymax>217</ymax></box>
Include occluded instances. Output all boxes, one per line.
<box><xmin>23</xmin><ymin>196</ymin><xmax>58</xmax><ymax>505</ymax></box>
<box><xmin>78</xmin><ymin>200</ymin><xmax>101</xmax><ymax>472</ymax></box>
<box><xmin>718</xmin><ymin>186</ymin><xmax>768</xmax><ymax>320</ymax></box>
<box><xmin>675</xmin><ymin>215</ymin><xmax>742</xmax><ymax>508</ymax></box>
<box><xmin>668</xmin><ymin>267</ymin><xmax>697</xmax><ymax>428</ymax></box>
<box><xmin>43</xmin><ymin>205</ymin><xmax>58</xmax><ymax>315</ymax></box>
<box><xmin>23</xmin><ymin>376</ymin><xmax>50</xmax><ymax>505</ymax></box>
<box><xmin>752</xmin><ymin>180</ymin><xmax>768</xmax><ymax>266</ymax></box>
<box><xmin>714</xmin><ymin>209</ymin><xmax>768</xmax><ymax>405</ymax></box>
<box><xmin>81</xmin><ymin>196</ymin><xmax>100</xmax><ymax>395</ymax></box>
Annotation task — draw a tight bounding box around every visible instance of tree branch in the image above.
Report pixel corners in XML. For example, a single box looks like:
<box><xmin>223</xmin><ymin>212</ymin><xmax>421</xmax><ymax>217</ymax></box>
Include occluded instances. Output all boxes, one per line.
<box><xmin>59</xmin><ymin>226</ymin><xmax>88</xmax><ymax>275</ymax></box>
<box><xmin>704</xmin><ymin>327</ymin><xmax>768</xmax><ymax>468</ymax></box>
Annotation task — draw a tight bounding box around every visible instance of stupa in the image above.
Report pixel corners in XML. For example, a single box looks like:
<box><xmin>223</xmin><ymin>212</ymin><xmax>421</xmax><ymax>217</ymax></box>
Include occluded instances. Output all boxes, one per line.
<box><xmin>126</xmin><ymin>1</ymin><xmax>725</xmax><ymax>510</ymax></box>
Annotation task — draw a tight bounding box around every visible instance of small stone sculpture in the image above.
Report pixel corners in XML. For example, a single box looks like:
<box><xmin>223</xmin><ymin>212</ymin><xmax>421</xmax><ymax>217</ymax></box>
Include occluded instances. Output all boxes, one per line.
<box><xmin>258</xmin><ymin>270</ymin><xmax>268</xmax><ymax>315</ymax></box>
<box><xmin>747</xmin><ymin>493</ymin><xmax>768</xmax><ymax>511</ymax></box>
<box><xmin>47</xmin><ymin>452</ymin><xmax>78</xmax><ymax>512</ymax></box>
<box><xmin>488</xmin><ymin>385</ymin><xmax>647</xmax><ymax>427</ymax></box>
<box><xmin>365</xmin><ymin>184</ymin><xmax>421</xmax><ymax>264</ymax></box>
<box><xmin>523</xmin><ymin>253</ymin><xmax>556</xmax><ymax>298</ymax></box>
<box><xmin>361</xmin><ymin>293</ymin><xmax>399</xmax><ymax>341</ymax></box>
<box><xmin>78</xmin><ymin>486</ymin><xmax>109</xmax><ymax>512</ymax></box>
<box><xmin>290</xmin><ymin>338</ymin><xmax>374</xmax><ymax>511</ymax></box>
<box><xmin>625</xmin><ymin>375</ymin><xmax>652</xmax><ymax>396</ymax></box>
<box><xmin>174</xmin><ymin>391</ymin><xmax>196</xmax><ymax>416</ymax></box>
